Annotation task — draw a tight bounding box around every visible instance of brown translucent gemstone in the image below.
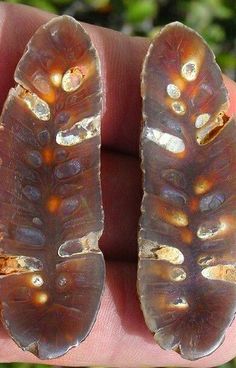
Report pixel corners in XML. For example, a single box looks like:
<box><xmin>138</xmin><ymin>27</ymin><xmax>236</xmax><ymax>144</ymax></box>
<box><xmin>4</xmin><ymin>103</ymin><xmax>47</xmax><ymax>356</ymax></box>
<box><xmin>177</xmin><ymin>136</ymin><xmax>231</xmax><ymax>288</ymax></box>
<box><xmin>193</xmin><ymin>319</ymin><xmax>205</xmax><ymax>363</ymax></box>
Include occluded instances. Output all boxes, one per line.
<box><xmin>138</xmin><ymin>22</ymin><xmax>236</xmax><ymax>360</ymax></box>
<box><xmin>0</xmin><ymin>16</ymin><xmax>104</xmax><ymax>359</ymax></box>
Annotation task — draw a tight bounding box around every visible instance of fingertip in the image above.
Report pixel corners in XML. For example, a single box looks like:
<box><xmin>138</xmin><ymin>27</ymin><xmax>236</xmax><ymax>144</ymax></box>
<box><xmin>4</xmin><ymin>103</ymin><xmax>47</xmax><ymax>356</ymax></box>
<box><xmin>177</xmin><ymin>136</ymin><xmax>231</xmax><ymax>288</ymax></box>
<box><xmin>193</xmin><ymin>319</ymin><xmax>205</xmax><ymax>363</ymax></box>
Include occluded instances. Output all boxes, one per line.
<box><xmin>80</xmin><ymin>25</ymin><xmax>149</xmax><ymax>155</ymax></box>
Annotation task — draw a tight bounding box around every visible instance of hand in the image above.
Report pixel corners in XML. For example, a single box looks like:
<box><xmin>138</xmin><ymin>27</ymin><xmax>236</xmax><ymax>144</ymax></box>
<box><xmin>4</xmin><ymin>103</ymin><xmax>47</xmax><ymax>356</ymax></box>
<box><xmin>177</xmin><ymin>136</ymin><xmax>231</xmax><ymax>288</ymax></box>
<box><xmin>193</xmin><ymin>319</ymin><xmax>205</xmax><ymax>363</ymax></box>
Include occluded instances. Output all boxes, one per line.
<box><xmin>0</xmin><ymin>3</ymin><xmax>236</xmax><ymax>367</ymax></box>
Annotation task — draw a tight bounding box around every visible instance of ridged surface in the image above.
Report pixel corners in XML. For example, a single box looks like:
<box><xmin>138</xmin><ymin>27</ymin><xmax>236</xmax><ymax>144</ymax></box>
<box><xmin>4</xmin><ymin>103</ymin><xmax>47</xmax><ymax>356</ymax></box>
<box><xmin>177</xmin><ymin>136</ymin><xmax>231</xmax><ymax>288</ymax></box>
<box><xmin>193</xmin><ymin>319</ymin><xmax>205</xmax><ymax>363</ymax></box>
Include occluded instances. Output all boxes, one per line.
<box><xmin>0</xmin><ymin>15</ymin><xmax>104</xmax><ymax>359</ymax></box>
<box><xmin>138</xmin><ymin>22</ymin><xmax>236</xmax><ymax>360</ymax></box>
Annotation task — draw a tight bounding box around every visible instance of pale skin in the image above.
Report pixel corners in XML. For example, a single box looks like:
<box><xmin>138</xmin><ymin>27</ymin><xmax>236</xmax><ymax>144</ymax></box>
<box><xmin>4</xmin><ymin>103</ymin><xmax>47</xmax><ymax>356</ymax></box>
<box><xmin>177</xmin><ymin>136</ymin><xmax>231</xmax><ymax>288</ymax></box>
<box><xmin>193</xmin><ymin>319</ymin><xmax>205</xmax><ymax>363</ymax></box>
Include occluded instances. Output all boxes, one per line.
<box><xmin>0</xmin><ymin>2</ymin><xmax>236</xmax><ymax>367</ymax></box>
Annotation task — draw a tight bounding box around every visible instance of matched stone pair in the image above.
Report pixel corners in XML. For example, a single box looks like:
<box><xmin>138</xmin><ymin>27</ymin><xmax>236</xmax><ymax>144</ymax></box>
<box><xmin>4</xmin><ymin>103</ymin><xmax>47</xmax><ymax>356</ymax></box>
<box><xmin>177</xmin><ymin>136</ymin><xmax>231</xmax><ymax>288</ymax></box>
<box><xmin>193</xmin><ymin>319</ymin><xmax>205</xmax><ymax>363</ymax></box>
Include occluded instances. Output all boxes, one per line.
<box><xmin>0</xmin><ymin>15</ymin><xmax>235</xmax><ymax>362</ymax></box>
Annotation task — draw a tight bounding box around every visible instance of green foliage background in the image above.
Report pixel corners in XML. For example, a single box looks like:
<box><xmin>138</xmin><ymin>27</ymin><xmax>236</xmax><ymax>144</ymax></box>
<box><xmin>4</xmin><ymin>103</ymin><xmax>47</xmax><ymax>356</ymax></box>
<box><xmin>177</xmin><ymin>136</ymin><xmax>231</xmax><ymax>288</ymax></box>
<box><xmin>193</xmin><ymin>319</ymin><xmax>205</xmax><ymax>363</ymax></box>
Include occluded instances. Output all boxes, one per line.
<box><xmin>3</xmin><ymin>0</ymin><xmax>236</xmax><ymax>78</ymax></box>
<box><xmin>1</xmin><ymin>0</ymin><xmax>236</xmax><ymax>367</ymax></box>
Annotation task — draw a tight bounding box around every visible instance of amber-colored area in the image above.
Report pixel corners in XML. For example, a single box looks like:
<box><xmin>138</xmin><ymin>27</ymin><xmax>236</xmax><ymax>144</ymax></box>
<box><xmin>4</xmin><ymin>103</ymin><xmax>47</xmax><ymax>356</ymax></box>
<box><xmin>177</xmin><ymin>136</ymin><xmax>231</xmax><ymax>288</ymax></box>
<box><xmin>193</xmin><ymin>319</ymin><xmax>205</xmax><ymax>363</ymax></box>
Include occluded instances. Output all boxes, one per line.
<box><xmin>138</xmin><ymin>22</ymin><xmax>236</xmax><ymax>361</ymax></box>
<box><xmin>172</xmin><ymin>75</ymin><xmax>186</xmax><ymax>91</ymax></box>
<box><xmin>194</xmin><ymin>176</ymin><xmax>213</xmax><ymax>195</ymax></box>
<box><xmin>46</xmin><ymin>195</ymin><xmax>61</xmax><ymax>213</ymax></box>
<box><xmin>0</xmin><ymin>256</ymin><xmax>26</xmax><ymax>275</ymax></box>
<box><xmin>43</xmin><ymin>90</ymin><xmax>56</xmax><ymax>104</ymax></box>
<box><xmin>42</xmin><ymin>147</ymin><xmax>54</xmax><ymax>165</ymax></box>
<box><xmin>188</xmin><ymin>197</ymin><xmax>199</xmax><ymax>212</ymax></box>
<box><xmin>33</xmin><ymin>291</ymin><xmax>49</xmax><ymax>305</ymax></box>
<box><xmin>156</xmin><ymin>199</ymin><xmax>189</xmax><ymax>227</ymax></box>
<box><xmin>180</xmin><ymin>228</ymin><xmax>193</xmax><ymax>244</ymax></box>
<box><xmin>0</xmin><ymin>16</ymin><xmax>104</xmax><ymax>360</ymax></box>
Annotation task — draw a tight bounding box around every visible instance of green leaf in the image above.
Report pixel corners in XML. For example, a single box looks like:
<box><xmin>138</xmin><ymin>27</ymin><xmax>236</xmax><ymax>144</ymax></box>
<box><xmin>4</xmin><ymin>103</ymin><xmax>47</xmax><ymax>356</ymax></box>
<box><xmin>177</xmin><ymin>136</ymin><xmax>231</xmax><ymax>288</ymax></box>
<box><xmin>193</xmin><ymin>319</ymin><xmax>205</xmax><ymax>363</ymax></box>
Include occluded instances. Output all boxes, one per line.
<box><xmin>219</xmin><ymin>361</ymin><xmax>235</xmax><ymax>368</ymax></box>
<box><xmin>217</xmin><ymin>53</ymin><xmax>236</xmax><ymax>71</ymax></box>
<box><xmin>185</xmin><ymin>1</ymin><xmax>212</xmax><ymax>31</ymax></box>
<box><xmin>125</xmin><ymin>0</ymin><xmax>157</xmax><ymax>24</ymax></box>
<box><xmin>6</xmin><ymin>0</ymin><xmax>58</xmax><ymax>12</ymax></box>
<box><xmin>51</xmin><ymin>0</ymin><xmax>74</xmax><ymax>5</ymax></box>
<box><xmin>28</xmin><ymin>0</ymin><xmax>57</xmax><ymax>12</ymax></box>
<box><xmin>203</xmin><ymin>0</ymin><xmax>233</xmax><ymax>19</ymax></box>
<box><xmin>4</xmin><ymin>0</ymin><xmax>22</xmax><ymax>3</ymax></box>
<box><xmin>204</xmin><ymin>23</ymin><xmax>225</xmax><ymax>42</ymax></box>
<box><xmin>85</xmin><ymin>0</ymin><xmax>110</xmax><ymax>8</ymax></box>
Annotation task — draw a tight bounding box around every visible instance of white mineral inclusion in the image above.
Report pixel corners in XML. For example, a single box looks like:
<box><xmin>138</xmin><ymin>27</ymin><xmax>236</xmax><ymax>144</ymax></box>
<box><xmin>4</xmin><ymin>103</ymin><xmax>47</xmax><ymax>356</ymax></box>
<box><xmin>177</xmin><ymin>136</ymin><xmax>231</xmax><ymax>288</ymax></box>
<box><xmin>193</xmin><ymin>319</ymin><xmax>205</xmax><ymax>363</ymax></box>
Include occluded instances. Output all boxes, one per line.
<box><xmin>31</xmin><ymin>274</ymin><xmax>44</xmax><ymax>287</ymax></box>
<box><xmin>21</xmin><ymin>90</ymin><xmax>50</xmax><ymax>121</ymax></box>
<box><xmin>50</xmin><ymin>72</ymin><xmax>62</xmax><ymax>87</ymax></box>
<box><xmin>171</xmin><ymin>101</ymin><xmax>186</xmax><ymax>115</ymax></box>
<box><xmin>58</xmin><ymin>231</ymin><xmax>101</xmax><ymax>257</ymax></box>
<box><xmin>170</xmin><ymin>267</ymin><xmax>187</xmax><ymax>281</ymax></box>
<box><xmin>172</xmin><ymin>297</ymin><xmax>189</xmax><ymax>309</ymax></box>
<box><xmin>197</xmin><ymin>221</ymin><xmax>225</xmax><ymax>240</ymax></box>
<box><xmin>202</xmin><ymin>265</ymin><xmax>236</xmax><ymax>283</ymax></box>
<box><xmin>195</xmin><ymin>113</ymin><xmax>210</xmax><ymax>128</ymax></box>
<box><xmin>56</xmin><ymin>115</ymin><xmax>100</xmax><ymax>146</ymax></box>
<box><xmin>62</xmin><ymin>66</ymin><xmax>83</xmax><ymax>92</ymax></box>
<box><xmin>181</xmin><ymin>60</ymin><xmax>198</xmax><ymax>81</ymax></box>
<box><xmin>155</xmin><ymin>245</ymin><xmax>184</xmax><ymax>265</ymax></box>
<box><xmin>167</xmin><ymin>84</ymin><xmax>181</xmax><ymax>99</ymax></box>
<box><xmin>145</xmin><ymin>126</ymin><xmax>185</xmax><ymax>153</ymax></box>
<box><xmin>32</xmin><ymin>217</ymin><xmax>43</xmax><ymax>226</ymax></box>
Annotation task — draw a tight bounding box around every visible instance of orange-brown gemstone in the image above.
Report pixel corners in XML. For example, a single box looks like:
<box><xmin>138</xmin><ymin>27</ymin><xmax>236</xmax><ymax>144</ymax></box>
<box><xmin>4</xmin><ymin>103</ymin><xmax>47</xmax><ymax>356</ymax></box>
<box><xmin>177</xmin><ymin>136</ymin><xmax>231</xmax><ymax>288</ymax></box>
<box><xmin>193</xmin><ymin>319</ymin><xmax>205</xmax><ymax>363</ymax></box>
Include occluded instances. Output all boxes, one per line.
<box><xmin>0</xmin><ymin>16</ymin><xmax>104</xmax><ymax>359</ymax></box>
<box><xmin>138</xmin><ymin>22</ymin><xmax>236</xmax><ymax>361</ymax></box>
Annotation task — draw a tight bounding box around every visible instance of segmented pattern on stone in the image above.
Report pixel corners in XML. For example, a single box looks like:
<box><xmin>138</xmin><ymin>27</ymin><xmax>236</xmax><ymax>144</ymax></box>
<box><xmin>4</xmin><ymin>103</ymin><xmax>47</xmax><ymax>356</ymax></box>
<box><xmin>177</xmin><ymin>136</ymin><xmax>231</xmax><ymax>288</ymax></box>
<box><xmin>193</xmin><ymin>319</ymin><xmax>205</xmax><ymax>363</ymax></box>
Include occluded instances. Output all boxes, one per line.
<box><xmin>0</xmin><ymin>15</ymin><xmax>104</xmax><ymax>359</ymax></box>
<box><xmin>138</xmin><ymin>22</ymin><xmax>236</xmax><ymax>360</ymax></box>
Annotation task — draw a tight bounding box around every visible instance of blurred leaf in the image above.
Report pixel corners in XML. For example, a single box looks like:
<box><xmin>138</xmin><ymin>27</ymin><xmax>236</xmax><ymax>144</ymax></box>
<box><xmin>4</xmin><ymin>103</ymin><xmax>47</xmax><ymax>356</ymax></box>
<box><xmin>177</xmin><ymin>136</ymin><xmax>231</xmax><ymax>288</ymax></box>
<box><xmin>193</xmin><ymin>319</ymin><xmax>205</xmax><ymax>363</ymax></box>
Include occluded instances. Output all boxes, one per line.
<box><xmin>184</xmin><ymin>0</ymin><xmax>233</xmax><ymax>33</ymax></box>
<box><xmin>204</xmin><ymin>0</ymin><xmax>233</xmax><ymax>18</ymax></box>
<box><xmin>4</xmin><ymin>0</ymin><xmax>21</xmax><ymax>3</ymax></box>
<box><xmin>7</xmin><ymin>0</ymin><xmax>57</xmax><ymax>12</ymax></box>
<box><xmin>217</xmin><ymin>52</ymin><xmax>236</xmax><ymax>70</ymax></box>
<box><xmin>124</xmin><ymin>0</ymin><xmax>157</xmax><ymax>24</ymax></box>
<box><xmin>204</xmin><ymin>23</ymin><xmax>225</xmax><ymax>43</ymax></box>
<box><xmin>219</xmin><ymin>362</ymin><xmax>235</xmax><ymax>368</ymax></box>
<box><xmin>185</xmin><ymin>1</ymin><xmax>212</xmax><ymax>30</ymax></box>
<box><xmin>85</xmin><ymin>0</ymin><xmax>110</xmax><ymax>8</ymax></box>
<box><xmin>51</xmin><ymin>0</ymin><xmax>74</xmax><ymax>5</ymax></box>
<box><xmin>202</xmin><ymin>23</ymin><xmax>225</xmax><ymax>54</ymax></box>
<box><xmin>28</xmin><ymin>0</ymin><xmax>57</xmax><ymax>11</ymax></box>
<box><xmin>28</xmin><ymin>0</ymin><xmax>57</xmax><ymax>13</ymax></box>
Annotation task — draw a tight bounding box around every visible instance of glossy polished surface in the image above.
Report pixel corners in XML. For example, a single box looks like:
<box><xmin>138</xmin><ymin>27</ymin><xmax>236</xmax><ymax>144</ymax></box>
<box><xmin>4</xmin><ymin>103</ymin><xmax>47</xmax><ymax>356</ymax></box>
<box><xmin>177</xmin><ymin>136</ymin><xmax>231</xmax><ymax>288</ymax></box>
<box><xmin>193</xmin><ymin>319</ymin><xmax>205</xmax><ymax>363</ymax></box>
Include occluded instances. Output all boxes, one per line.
<box><xmin>0</xmin><ymin>16</ymin><xmax>104</xmax><ymax>359</ymax></box>
<box><xmin>138</xmin><ymin>22</ymin><xmax>236</xmax><ymax>360</ymax></box>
